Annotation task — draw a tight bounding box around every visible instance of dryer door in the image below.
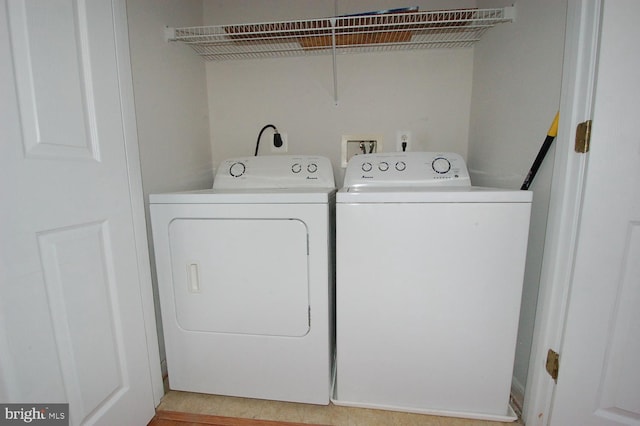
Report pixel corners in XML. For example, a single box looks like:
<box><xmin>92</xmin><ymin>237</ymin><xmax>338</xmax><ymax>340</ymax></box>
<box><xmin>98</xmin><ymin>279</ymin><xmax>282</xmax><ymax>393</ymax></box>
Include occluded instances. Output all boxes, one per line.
<box><xmin>168</xmin><ymin>218</ymin><xmax>309</xmax><ymax>337</ymax></box>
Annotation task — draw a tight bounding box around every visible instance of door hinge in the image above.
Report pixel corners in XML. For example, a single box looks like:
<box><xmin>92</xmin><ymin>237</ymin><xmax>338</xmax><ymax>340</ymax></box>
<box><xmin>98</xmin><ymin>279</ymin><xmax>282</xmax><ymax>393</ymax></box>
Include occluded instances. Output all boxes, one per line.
<box><xmin>575</xmin><ymin>120</ymin><xmax>592</xmax><ymax>153</ymax></box>
<box><xmin>546</xmin><ymin>349</ymin><xmax>560</xmax><ymax>383</ymax></box>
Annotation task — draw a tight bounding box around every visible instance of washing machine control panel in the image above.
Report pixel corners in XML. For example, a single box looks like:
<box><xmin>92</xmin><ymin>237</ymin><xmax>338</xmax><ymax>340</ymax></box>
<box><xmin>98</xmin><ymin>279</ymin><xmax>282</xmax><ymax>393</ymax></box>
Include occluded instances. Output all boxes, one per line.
<box><xmin>214</xmin><ymin>155</ymin><xmax>335</xmax><ymax>189</ymax></box>
<box><xmin>343</xmin><ymin>152</ymin><xmax>471</xmax><ymax>188</ymax></box>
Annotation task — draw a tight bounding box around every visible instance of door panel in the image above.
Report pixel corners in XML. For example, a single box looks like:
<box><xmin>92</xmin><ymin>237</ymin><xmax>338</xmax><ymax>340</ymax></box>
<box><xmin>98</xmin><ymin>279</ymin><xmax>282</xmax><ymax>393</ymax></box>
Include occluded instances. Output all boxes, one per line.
<box><xmin>8</xmin><ymin>0</ymin><xmax>98</xmax><ymax>159</ymax></box>
<box><xmin>594</xmin><ymin>224</ymin><xmax>640</xmax><ymax>420</ymax></box>
<box><xmin>38</xmin><ymin>222</ymin><xmax>126</xmax><ymax>417</ymax></box>
<box><xmin>0</xmin><ymin>1</ymin><xmax>157</xmax><ymax>424</ymax></box>
<box><xmin>169</xmin><ymin>218</ymin><xmax>310</xmax><ymax>337</ymax></box>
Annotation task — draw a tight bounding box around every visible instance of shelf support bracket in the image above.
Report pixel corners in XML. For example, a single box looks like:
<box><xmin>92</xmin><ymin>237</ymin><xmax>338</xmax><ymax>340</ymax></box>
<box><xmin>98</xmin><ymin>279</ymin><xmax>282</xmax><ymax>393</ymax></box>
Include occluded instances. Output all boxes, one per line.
<box><xmin>330</xmin><ymin>18</ymin><xmax>338</xmax><ymax>106</ymax></box>
<box><xmin>164</xmin><ymin>26</ymin><xmax>176</xmax><ymax>42</ymax></box>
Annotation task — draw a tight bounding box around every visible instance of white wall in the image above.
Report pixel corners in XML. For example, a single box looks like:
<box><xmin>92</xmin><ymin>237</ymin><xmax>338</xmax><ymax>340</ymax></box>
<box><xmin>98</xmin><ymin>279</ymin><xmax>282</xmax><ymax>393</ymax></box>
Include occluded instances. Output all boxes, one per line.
<box><xmin>126</xmin><ymin>0</ymin><xmax>211</xmax><ymax>375</ymax></box>
<box><xmin>203</xmin><ymin>0</ymin><xmax>476</xmax><ymax>185</ymax></box>
<box><xmin>469</xmin><ymin>0</ymin><xmax>567</xmax><ymax>402</ymax></box>
<box><xmin>127</xmin><ymin>1</ymin><xmax>212</xmax><ymax>194</ymax></box>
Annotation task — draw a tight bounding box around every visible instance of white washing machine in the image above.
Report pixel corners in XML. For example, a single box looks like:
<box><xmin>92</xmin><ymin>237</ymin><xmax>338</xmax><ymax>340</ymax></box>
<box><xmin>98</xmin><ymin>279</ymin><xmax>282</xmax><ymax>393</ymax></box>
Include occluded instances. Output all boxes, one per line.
<box><xmin>150</xmin><ymin>155</ymin><xmax>335</xmax><ymax>405</ymax></box>
<box><xmin>333</xmin><ymin>152</ymin><xmax>532</xmax><ymax>421</ymax></box>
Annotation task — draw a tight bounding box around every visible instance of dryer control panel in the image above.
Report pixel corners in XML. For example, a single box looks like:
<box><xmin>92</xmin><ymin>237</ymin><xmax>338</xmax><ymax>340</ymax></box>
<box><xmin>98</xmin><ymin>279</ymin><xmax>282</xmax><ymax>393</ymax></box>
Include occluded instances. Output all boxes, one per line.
<box><xmin>214</xmin><ymin>155</ymin><xmax>335</xmax><ymax>189</ymax></box>
<box><xmin>343</xmin><ymin>152</ymin><xmax>471</xmax><ymax>188</ymax></box>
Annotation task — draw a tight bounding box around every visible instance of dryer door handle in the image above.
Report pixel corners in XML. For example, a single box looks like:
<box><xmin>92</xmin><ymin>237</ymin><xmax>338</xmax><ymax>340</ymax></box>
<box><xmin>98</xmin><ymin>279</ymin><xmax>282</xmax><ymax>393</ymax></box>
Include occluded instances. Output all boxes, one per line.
<box><xmin>188</xmin><ymin>263</ymin><xmax>201</xmax><ymax>293</ymax></box>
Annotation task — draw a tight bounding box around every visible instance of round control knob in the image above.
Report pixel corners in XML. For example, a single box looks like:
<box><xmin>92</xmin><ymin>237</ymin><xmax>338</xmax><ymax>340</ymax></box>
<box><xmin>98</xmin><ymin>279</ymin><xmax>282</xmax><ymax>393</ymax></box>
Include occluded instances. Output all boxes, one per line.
<box><xmin>432</xmin><ymin>157</ymin><xmax>451</xmax><ymax>174</ymax></box>
<box><xmin>395</xmin><ymin>161</ymin><xmax>407</xmax><ymax>171</ymax></box>
<box><xmin>229</xmin><ymin>162</ymin><xmax>246</xmax><ymax>177</ymax></box>
<box><xmin>291</xmin><ymin>163</ymin><xmax>302</xmax><ymax>173</ymax></box>
<box><xmin>307</xmin><ymin>163</ymin><xmax>318</xmax><ymax>173</ymax></box>
<box><xmin>378</xmin><ymin>161</ymin><xmax>389</xmax><ymax>171</ymax></box>
<box><xmin>362</xmin><ymin>162</ymin><xmax>373</xmax><ymax>172</ymax></box>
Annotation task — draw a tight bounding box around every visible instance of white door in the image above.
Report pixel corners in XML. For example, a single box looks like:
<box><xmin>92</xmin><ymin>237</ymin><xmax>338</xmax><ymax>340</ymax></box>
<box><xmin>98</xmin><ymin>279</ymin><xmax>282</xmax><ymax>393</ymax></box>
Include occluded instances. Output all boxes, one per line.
<box><xmin>0</xmin><ymin>1</ymin><xmax>160</xmax><ymax>425</ymax></box>
<box><xmin>549</xmin><ymin>1</ymin><xmax>640</xmax><ymax>424</ymax></box>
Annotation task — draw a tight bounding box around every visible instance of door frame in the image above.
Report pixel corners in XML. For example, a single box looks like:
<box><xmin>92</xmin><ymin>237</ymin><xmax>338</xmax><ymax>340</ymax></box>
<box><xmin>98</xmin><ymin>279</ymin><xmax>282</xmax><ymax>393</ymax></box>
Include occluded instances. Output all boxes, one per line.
<box><xmin>112</xmin><ymin>0</ymin><xmax>163</xmax><ymax>406</ymax></box>
<box><xmin>522</xmin><ymin>1</ymin><xmax>601</xmax><ymax>424</ymax></box>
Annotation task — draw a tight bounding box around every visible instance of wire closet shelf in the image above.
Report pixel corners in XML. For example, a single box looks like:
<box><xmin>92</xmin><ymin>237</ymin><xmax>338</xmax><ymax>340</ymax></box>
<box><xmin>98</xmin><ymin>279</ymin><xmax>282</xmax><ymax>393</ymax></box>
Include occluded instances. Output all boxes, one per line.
<box><xmin>166</xmin><ymin>7</ymin><xmax>515</xmax><ymax>61</ymax></box>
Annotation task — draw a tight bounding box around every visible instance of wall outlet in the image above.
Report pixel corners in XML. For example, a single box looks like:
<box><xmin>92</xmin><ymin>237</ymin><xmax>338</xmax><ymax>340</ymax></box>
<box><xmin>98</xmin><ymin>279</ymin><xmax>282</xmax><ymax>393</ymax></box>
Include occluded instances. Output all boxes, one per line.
<box><xmin>271</xmin><ymin>132</ymin><xmax>288</xmax><ymax>153</ymax></box>
<box><xmin>341</xmin><ymin>134</ymin><xmax>383</xmax><ymax>167</ymax></box>
<box><xmin>396</xmin><ymin>130</ymin><xmax>411</xmax><ymax>152</ymax></box>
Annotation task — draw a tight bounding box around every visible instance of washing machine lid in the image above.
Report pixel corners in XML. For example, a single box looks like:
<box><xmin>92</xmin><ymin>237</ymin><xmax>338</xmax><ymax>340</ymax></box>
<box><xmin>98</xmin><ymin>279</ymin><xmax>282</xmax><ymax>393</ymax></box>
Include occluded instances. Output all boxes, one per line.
<box><xmin>337</xmin><ymin>185</ymin><xmax>532</xmax><ymax>203</ymax></box>
<box><xmin>150</xmin><ymin>187</ymin><xmax>335</xmax><ymax>204</ymax></box>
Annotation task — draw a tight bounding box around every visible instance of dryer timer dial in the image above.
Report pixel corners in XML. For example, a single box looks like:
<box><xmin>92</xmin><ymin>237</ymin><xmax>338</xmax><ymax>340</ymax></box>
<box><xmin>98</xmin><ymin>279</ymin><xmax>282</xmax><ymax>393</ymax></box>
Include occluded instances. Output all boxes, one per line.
<box><xmin>229</xmin><ymin>162</ymin><xmax>246</xmax><ymax>177</ymax></box>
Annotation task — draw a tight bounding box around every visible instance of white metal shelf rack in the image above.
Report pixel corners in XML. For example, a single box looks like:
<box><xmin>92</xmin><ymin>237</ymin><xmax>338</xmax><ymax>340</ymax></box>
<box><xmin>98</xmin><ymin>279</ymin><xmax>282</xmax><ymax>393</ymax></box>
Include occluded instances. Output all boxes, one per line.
<box><xmin>165</xmin><ymin>7</ymin><xmax>515</xmax><ymax>104</ymax></box>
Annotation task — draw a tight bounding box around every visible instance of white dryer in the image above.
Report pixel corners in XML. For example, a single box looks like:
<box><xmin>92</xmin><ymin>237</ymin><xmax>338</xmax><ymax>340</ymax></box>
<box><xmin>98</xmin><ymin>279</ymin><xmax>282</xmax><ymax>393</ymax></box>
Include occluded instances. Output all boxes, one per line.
<box><xmin>333</xmin><ymin>152</ymin><xmax>532</xmax><ymax>421</ymax></box>
<box><xmin>150</xmin><ymin>155</ymin><xmax>335</xmax><ymax>405</ymax></box>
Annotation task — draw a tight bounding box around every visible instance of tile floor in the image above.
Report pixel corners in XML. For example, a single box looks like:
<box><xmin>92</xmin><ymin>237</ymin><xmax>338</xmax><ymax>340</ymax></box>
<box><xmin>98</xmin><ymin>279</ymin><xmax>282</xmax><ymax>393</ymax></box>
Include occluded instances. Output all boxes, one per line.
<box><xmin>157</xmin><ymin>390</ymin><xmax>523</xmax><ymax>426</ymax></box>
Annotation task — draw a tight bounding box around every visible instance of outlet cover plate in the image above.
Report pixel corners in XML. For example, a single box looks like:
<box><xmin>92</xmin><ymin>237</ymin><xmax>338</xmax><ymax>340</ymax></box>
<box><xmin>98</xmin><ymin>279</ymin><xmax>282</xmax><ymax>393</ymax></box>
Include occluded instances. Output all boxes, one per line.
<box><xmin>396</xmin><ymin>130</ymin><xmax>412</xmax><ymax>152</ymax></box>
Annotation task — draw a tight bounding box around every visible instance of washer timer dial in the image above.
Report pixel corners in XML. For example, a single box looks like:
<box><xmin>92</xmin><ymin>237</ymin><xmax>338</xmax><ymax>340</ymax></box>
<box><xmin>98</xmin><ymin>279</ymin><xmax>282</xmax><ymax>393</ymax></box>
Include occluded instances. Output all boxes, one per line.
<box><xmin>432</xmin><ymin>157</ymin><xmax>451</xmax><ymax>174</ymax></box>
